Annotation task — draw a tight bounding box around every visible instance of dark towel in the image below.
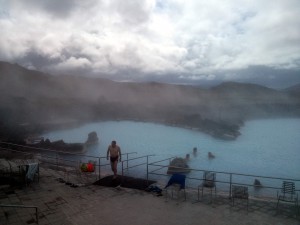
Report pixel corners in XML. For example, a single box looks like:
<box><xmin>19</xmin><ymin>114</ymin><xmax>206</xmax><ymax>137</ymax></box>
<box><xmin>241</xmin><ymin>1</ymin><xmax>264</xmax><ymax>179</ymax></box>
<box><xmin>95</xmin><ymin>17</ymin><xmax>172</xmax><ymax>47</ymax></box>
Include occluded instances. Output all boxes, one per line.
<box><xmin>165</xmin><ymin>174</ymin><xmax>186</xmax><ymax>190</ymax></box>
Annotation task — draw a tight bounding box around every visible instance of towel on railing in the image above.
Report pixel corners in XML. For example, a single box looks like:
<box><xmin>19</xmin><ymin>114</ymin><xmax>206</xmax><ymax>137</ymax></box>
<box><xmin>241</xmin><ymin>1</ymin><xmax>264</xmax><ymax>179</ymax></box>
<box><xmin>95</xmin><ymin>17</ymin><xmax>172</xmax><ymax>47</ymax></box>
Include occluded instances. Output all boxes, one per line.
<box><xmin>165</xmin><ymin>173</ymin><xmax>186</xmax><ymax>190</ymax></box>
<box><xmin>26</xmin><ymin>163</ymin><xmax>38</xmax><ymax>181</ymax></box>
<box><xmin>80</xmin><ymin>162</ymin><xmax>95</xmax><ymax>172</ymax></box>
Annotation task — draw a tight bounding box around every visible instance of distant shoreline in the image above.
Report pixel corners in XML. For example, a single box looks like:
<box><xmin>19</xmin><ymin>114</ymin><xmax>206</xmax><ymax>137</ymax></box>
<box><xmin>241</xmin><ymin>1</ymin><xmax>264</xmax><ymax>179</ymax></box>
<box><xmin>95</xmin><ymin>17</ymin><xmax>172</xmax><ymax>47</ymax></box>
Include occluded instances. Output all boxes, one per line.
<box><xmin>7</xmin><ymin>116</ymin><xmax>300</xmax><ymax>155</ymax></box>
<box><xmin>35</xmin><ymin>117</ymin><xmax>241</xmax><ymax>143</ymax></box>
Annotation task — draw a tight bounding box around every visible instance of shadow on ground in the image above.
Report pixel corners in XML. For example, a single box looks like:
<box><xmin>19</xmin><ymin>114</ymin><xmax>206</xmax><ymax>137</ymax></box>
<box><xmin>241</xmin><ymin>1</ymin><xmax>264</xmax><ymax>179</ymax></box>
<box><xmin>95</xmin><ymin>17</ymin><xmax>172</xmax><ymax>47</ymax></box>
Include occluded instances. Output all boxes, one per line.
<box><xmin>93</xmin><ymin>175</ymin><xmax>156</xmax><ymax>190</ymax></box>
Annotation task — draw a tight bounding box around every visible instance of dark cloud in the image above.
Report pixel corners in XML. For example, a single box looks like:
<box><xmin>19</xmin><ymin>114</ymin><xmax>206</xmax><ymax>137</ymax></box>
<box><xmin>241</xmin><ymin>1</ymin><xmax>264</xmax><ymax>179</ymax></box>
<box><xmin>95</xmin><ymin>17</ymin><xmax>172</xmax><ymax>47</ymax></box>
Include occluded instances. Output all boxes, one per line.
<box><xmin>176</xmin><ymin>66</ymin><xmax>300</xmax><ymax>89</ymax></box>
<box><xmin>16</xmin><ymin>0</ymin><xmax>77</xmax><ymax>18</ymax></box>
<box><xmin>226</xmin><ymin>66</ymin><xmax>300</xmax><ymax>89</ymax></box>
<box><xmin>15</xmin><ymin>50</ymin><xmax>61</xmax><ymax>70</ymax></box>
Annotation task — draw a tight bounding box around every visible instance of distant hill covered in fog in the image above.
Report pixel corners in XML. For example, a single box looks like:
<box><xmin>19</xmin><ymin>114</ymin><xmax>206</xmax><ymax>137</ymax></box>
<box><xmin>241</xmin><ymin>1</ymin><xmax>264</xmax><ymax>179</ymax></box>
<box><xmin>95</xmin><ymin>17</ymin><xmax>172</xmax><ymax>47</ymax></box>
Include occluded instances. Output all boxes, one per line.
<box><xmin>1</xmin><ymin>61</ymin><xmax>299</xmax><ymax>141</ymax></box>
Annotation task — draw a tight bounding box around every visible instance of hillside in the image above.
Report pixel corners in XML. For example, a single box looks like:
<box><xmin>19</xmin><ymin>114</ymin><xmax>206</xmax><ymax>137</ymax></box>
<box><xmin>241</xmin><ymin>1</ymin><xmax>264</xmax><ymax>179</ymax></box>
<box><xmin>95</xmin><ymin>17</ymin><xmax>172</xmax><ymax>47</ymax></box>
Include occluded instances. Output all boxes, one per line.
<box><xmin>0</xmin><ymin>61</ymin><xmax>299</xmax><ymax>142</ymax></box>
<box><xmin>284</xmin><ymin>83</ymin><xmax>300</xmax><ymax>98</ymax></box>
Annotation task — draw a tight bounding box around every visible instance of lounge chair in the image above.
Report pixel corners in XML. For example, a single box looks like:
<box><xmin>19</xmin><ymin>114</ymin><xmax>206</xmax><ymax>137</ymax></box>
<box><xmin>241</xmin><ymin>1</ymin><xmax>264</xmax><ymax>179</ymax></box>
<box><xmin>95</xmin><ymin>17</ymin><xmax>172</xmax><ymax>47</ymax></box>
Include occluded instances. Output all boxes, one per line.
<box><xmin>276</xmin><ymin>181</ymin><xmax>299</xmax><ymax>215</ymax></box>
<box><xmin>198</xmin><ymin>171</ymin><xmax>216</xmax><ymax>203</ymax></box>
<box><xmin>231</xmin><ymin>185</ymin><xmax>249</xmax><ymax>211</ymax></box>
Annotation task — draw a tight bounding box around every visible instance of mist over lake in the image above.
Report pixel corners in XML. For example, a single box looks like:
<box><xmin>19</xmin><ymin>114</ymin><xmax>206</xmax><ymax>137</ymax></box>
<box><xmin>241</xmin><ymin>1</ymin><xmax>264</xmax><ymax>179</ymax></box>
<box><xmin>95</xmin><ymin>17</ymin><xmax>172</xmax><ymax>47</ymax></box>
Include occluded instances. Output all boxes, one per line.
<box><xmin>42</xmin><ymin>118</ymin><xmax>300</xmax><ymax>180</ymax></box>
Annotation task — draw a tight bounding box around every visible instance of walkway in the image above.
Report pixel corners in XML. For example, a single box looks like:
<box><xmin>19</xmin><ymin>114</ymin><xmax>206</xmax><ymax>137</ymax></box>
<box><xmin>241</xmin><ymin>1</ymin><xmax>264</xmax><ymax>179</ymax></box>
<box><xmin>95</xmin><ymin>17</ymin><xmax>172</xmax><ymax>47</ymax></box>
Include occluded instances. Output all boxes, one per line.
<box><xmin>0</xmin><ymin>166</ymin><xmax>299</xmax><ymax>225</ymax></box>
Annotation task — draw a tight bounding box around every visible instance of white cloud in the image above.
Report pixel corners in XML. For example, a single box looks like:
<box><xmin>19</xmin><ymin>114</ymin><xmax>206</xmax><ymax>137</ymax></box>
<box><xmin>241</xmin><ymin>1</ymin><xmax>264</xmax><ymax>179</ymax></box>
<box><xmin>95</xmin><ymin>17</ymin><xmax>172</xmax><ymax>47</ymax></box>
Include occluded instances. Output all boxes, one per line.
<box><xmin>0</xmin><ymin>0</ymin><xmax>299</xmax><ymax>86</ymax></box>
<box><xmin>54</xmin><ymin>57</ymin><xmax>91</xmax><ymax>71</ymax></box>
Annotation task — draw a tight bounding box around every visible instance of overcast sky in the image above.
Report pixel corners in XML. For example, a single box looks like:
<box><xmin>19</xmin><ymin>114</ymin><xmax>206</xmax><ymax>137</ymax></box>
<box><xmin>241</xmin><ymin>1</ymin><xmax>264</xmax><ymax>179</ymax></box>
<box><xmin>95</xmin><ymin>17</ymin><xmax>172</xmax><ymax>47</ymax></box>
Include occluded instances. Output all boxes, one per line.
<box><xmin>1</xmin><ymin>0</ymin><xmax>300</xmax><ymax>88</ymax></box>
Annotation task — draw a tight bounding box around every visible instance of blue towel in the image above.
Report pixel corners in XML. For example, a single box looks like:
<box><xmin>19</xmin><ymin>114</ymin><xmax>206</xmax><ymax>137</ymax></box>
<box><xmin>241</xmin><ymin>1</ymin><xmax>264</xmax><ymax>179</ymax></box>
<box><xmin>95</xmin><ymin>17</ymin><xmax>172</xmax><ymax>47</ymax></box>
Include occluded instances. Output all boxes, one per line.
<box><xmin>26</xmin><ymin>163</ymin><xmax>38</xmax><ymax>181</ymax></box>
<box><xmin>165</xmin><ymin>174</ymin><xmax>186</xmax><ymax>190</ymax></box>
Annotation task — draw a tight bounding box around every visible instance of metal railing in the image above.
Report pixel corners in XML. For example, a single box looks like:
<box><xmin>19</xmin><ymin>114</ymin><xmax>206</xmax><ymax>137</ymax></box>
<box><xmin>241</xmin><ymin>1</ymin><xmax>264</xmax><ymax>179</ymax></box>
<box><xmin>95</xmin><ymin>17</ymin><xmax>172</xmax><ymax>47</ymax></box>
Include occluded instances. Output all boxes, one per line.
<box><xmin>0</xmin><ymin>141</ymin><xmax>137</xmax><ymax>180</ymax></box>
<box><xmin>0</xmin><ymin>142</ymin><xmax>143</xmax><ymax>225</ymax></box>
<box><xmin>121</xmin><ymin>154</ymin><xmax>155</xmax><ymax>178</ymax></box>
<box><xmin>1</xmin><ymin>141</ymin><xmax>300</xmax><ymax>200</ymax></box>
<box><xmin>147</xmin><ymin>158</ymin><xmax>300</xmax><ymax>199</ymax></box>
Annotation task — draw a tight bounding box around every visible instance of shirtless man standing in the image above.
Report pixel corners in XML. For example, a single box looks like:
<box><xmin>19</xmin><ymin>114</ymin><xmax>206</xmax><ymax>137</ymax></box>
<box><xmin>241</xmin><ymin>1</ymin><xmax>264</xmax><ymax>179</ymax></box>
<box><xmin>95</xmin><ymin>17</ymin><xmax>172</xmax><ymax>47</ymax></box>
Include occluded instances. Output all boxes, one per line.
<box><xmin>107</xmin><ymin>140</ymin><xmax>121</xmax><ymax>178</ymax></box>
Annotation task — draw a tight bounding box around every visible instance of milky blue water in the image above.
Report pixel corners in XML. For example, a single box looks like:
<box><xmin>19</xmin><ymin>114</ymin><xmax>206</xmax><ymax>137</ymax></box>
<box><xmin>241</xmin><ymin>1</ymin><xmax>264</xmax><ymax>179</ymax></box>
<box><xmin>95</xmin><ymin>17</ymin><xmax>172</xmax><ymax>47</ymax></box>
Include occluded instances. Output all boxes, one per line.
<box><xmin>42</xmin><ymin>118</ymin><xmax>300</xmax><ymax>193</ymax></box>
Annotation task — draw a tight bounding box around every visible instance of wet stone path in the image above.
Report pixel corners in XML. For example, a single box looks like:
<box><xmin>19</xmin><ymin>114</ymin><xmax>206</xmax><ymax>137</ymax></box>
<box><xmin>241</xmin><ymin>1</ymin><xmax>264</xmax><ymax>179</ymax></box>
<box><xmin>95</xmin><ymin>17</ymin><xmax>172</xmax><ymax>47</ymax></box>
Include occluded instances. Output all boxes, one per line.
<box><xmin>0</xmin><ymin>166</ymin><xmax>299</xmax><ymax>225</ymax></box>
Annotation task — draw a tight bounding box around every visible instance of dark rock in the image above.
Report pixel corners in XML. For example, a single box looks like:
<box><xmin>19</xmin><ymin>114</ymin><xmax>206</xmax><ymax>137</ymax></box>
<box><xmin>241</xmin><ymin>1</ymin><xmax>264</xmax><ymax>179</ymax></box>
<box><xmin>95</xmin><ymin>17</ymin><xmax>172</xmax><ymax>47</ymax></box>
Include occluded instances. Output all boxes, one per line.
<box><xmin>254</xmin><ymin>179</ymin><xmax>262</xmax><ymax>187</ymax></box>
<box><xmin>167</xmin><ymin>157</ymin><xmax>190</xmax><ymax>174</ymax></box>
<box><xmin>44</xmin><ymin>139</ymin><xmax>51</xmax><ymax>145</ymax></box>
<box><xmin>33</xmin><ymin>139</ymin><xmax>84</xmax><ymax>153</ymax></box>
<box><xmin>85</xmin><ymin>131</ymin><xmax>99</xmax><ymax>145</ymax></box>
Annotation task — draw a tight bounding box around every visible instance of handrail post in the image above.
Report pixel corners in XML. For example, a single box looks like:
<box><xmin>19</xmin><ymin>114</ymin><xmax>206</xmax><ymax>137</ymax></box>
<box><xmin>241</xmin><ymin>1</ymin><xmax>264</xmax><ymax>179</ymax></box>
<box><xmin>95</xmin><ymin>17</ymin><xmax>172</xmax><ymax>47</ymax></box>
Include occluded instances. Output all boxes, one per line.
<box><xmin>36</xmin><ymin>207</ymin><xmax>39</xmax><ymax>224</ymax></box>
<box><xmin>229</xmin><ymin>173</ymin><xmax>232</xmax><ymax>198</ymax></box>
<box><xmin>98</xmin><ymin>157</ymin><xmax>101</xmax><ymax>180</ymax></box>
<box><xmin>56</xmin><ymin>153</ymin><xmax>58</xmax><ymax>171</ymax></box>
<box><xmin>126</xmin><ymin>153</ymin><xmax>129</xmax><ymax>170</ymax></box>
<box><xmin>146</xmin><ymin>155</ymin><xmax>149</xmax><ymax>185</ymax></box>
<box><xmin>122</xmin><ymin>160</ymin><xmax>124</xmax><ymax>177</ymax></box>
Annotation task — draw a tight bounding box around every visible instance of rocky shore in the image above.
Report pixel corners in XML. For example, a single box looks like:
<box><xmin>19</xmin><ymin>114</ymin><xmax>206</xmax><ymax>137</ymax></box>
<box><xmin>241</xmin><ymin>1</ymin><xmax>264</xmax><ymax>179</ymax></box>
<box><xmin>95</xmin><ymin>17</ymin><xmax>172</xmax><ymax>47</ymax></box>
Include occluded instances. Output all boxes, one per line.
<box><xmin>30</xmin><ymin>139</ymin><xmax>86</xmax><ymax>153</ymax></box>
<box><xmin>0</xmin><ymin>116</ymin><xmax>241</xmax><ymax>155</ymax></box>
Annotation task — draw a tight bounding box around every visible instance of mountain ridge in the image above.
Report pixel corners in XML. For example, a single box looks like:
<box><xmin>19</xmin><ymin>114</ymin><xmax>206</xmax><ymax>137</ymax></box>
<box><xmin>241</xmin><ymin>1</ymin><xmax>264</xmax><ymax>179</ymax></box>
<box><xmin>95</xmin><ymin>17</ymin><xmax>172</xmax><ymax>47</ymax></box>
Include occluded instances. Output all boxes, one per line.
<box><xmin>1</xmin><ymin>61</ymin><xmax>299</xmax><ymax>142</ymax></box>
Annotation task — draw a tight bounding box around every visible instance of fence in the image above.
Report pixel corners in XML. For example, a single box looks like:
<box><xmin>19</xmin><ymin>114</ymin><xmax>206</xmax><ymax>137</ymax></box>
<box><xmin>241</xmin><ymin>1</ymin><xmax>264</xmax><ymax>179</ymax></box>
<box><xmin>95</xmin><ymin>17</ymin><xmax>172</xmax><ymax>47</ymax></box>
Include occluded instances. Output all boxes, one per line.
<box><xmin>147</xmin><ymin>157</ymin><xmax>300</xmax><ymax>199</ymax></box>
<box><xmin>1</xmin><ymin>141</ymin><xmax>300</xmax><ymax>200</ymax></box>
<box><xmin>0</xmin><ymin>141</ymin><xmax>139</xmax><ymax>180</ymax></box>
<box><xmin>121</xmin><ymin>154</ymin><xmax>155</xmax><ymax>179</ymax></box>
